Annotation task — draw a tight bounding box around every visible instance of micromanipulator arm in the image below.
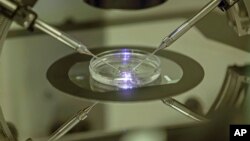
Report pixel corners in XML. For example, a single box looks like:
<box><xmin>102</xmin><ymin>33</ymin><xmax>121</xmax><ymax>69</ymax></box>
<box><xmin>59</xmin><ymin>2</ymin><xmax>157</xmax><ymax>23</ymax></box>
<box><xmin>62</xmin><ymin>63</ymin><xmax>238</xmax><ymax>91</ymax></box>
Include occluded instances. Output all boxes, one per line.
<box><xmin>0</xmin><ymin>0</ymin><xmax>93</xmax><ymax>56</ymax></box>
<box><xmin>158</xmin><ymin>0</ymin><xmax>242</xmax><ymax>50</ymax></box>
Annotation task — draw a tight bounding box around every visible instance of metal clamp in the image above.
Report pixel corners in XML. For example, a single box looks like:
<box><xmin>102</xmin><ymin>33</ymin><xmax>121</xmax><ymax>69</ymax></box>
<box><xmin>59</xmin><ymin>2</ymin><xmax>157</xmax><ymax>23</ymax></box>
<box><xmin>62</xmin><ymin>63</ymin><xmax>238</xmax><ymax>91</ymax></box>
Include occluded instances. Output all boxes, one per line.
<box><xmin>219</xmin><ymin>0</ymin><xmax>250</xmax><ymax>36</ymax></box>
<box><xmin>218</xmin><ymin>0</ymin><xmax>241</xmax><ymax>11</ymax></box>
<box><xmin>0</xmin><ymin>0</ymin><xmax>37</xmax><ymax>30</ymax></box>
<box><xmin>13</xmin><ymin>5</ymin><xmax>37</xmax><ymax>30</ymax></box>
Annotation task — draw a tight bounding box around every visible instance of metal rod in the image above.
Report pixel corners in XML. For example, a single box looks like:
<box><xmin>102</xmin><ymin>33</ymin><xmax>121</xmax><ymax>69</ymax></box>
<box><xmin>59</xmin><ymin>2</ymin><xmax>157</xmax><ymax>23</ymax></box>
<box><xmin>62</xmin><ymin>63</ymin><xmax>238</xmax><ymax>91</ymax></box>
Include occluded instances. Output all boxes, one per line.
<box><xmin>48</xmin><ymin>102</ymin><xmax>98</xmax><ymax>141</ymax></box>
<box><xmin>0</xmin><ymin>0</ymin><xmax>18</xmax><ymax>12</ymax></box>
<box><xmin>34</xmin><ymin>19</ymin><xmax>120</xmax><ymax>72</ymax></box>
<box><xmin>34</xmin><ymin>19</ymin><xmax>93</xmax><ymax>56</ymax></box>
<box><xmin>162</xmin><ymin>98</ymin><xmax>208</xmax><ymax>122</ymax></box>
<box><xmin>159</xmin><ymin>0</ymin><xmax>221</xmax><ymax>49</ymax></box>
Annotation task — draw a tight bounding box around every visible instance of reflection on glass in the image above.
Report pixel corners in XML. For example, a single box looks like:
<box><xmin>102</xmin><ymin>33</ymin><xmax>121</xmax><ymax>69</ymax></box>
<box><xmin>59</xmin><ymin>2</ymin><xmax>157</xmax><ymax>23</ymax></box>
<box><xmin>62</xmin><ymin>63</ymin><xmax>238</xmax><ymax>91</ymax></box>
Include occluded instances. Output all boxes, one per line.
<box><xmin>68</xmin><ymin>49</ymin><xmax>184</xmax><ymax>92</ymax></box>
<box><xmin>89</xmin><ymin>49</ymin><xmax>161</xmax><ymax>89</ymax></box>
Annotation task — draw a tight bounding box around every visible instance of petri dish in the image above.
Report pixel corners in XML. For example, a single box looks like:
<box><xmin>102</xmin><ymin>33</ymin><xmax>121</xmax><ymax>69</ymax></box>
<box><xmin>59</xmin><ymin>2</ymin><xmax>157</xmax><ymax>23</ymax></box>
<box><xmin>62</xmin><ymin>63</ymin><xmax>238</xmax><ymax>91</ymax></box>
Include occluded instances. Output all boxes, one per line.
<box><xmin>89</xmin><ymin>49</ymin><xmax>161</xmax><ymax>89</ymax></box>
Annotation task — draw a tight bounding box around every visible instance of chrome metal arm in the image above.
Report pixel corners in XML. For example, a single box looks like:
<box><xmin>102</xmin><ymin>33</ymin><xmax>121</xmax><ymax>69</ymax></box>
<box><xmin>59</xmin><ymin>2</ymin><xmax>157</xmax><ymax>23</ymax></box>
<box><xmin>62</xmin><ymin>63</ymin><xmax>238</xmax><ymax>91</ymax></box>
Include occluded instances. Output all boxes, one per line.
<box><xmin>162</xmin><ymin>98</ymin><xmax>208</xmax><ymax>122</ymax></box>
<box><xmin>159</xmin><ymin>0</ymin><xmax>221</xmax><ymax>49</ymax></box>
<box><xmin>0</xmin><ymin>0</ymin><xmax>94</xmax><ymax>56</ymax></box>
<box><xmin>34</xmin><ymin>19</ymin><xmax>93</xmax><ymax>55</ymax></box>
<box><xmin>48</xmin><ymin>102</ymin><xmax>98</xmax><ymax>141</ymax></box>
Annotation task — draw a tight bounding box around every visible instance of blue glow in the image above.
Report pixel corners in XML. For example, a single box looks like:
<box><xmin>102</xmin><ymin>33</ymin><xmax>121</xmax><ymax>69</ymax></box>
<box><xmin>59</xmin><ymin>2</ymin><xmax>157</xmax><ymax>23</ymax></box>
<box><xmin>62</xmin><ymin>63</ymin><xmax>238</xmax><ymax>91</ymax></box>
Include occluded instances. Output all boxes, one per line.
<box><xmin>116</xmin><ymin>70</ymin><xmax>138</xmax><ymax>89</ymax></box>
<box><xmin>121</xmin><ymin>49</ymin><xmax>131</xmax><ymax>64</ymax></box>
<box><xmin>114</xmin><ymin>49</ymin><xmax>139</xmax><ymax>90</ymax></box>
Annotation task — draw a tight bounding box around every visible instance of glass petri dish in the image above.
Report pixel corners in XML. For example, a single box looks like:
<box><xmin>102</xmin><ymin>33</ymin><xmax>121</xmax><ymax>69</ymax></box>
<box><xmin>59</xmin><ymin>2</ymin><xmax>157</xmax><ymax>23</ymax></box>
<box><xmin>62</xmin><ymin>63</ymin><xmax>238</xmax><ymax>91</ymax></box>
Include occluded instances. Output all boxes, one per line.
<box><xmin>89</xmin><ymin>49</ymin><xmax>161</xmax><ymax>89</ymax></box>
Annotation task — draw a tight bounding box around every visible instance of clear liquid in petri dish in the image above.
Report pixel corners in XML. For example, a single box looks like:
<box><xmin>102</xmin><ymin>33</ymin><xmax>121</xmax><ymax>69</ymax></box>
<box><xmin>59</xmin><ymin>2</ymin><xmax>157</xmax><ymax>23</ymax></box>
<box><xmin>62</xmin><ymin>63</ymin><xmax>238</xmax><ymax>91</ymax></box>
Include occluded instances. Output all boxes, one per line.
<box><xmin>89</xmin><ymin>49</ymin><xmax>161</xmax><ymax>89</ymax></box>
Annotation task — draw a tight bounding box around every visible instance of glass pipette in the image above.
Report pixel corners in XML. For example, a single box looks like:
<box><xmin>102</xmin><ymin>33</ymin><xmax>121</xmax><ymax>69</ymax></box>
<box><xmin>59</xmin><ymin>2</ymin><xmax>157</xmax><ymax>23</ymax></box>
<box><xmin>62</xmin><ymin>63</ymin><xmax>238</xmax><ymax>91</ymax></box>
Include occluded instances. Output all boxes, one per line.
<box><xmin>132</xmin><ymin>0</ymin><xmax>221</xmax><ymax>71</ymax></box>
<box><xmin>34</xmin><ymin>19</ymin><xmax>120</xmax><ymax>72</ymax></box>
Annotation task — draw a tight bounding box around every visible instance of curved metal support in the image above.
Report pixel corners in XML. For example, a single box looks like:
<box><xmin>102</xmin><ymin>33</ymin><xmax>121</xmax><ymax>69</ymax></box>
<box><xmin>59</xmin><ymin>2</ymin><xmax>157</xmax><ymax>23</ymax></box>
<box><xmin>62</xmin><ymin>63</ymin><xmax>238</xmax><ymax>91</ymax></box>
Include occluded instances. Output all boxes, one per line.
<box><xmin>208</xmin><ymin>65</ymin><xmax>250</xmax><ymax>117</ymax></box>
<box><xmin>0</xmin><ymin>12</ymin><xmax>16</xmax><ymax>141</ymax></box>
<box><xmin>0</xmin><ymin>13</ymin><xmax>12</xmax><ymax>54</ymax></box>
<box><xmin>162</xmin><ymin>65</ymin><xmax>250</xmax><ymax>122</ymax></box>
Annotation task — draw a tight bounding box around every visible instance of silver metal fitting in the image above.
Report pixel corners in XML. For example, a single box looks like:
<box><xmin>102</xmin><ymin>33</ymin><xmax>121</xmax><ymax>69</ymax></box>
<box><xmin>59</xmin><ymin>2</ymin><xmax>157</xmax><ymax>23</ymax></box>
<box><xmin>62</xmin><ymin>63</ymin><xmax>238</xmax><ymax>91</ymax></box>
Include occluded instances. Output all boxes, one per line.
<box><xmin>225</xmin><ymin>0</ymin><xmax>250</xmax><ymax>36</ymax></box>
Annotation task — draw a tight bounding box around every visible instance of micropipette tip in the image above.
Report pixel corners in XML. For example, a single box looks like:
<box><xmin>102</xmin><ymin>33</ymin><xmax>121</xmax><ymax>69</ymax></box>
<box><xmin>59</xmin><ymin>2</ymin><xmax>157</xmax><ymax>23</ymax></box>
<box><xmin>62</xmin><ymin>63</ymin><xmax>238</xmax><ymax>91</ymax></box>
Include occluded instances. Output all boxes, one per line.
<box><xmin>84</xmin><ymin>102</ymin><xmax>98</xmax><ymax>114</ymax></box>
<box><xmin>132</xmin><ymin>47</ymin><xmax>160</xmax><ymax>71</ymax></box>
<box><xmin>77</xmin><ymin>46</ymin><xmax>121</xmax><ymax>73</ymax></box>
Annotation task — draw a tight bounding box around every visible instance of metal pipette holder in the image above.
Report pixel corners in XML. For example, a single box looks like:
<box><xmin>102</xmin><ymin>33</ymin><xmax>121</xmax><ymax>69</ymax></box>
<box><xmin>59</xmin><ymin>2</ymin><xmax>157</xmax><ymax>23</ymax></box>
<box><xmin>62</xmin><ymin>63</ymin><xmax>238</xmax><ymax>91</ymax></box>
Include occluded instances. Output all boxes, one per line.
<box><xmin>0</xmin><ymin>0</ymin><xmax>94</xmax><ymax>56</ymax></box>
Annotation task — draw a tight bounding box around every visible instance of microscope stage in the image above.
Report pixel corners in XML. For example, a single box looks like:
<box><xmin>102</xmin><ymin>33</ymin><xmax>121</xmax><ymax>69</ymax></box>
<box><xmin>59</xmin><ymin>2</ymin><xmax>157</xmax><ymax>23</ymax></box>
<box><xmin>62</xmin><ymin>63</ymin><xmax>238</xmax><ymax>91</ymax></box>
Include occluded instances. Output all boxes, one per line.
<box><xmin>47</xmin><ymin>46</ymin><xmax>204</xmax><ymax>102</ymax></box>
